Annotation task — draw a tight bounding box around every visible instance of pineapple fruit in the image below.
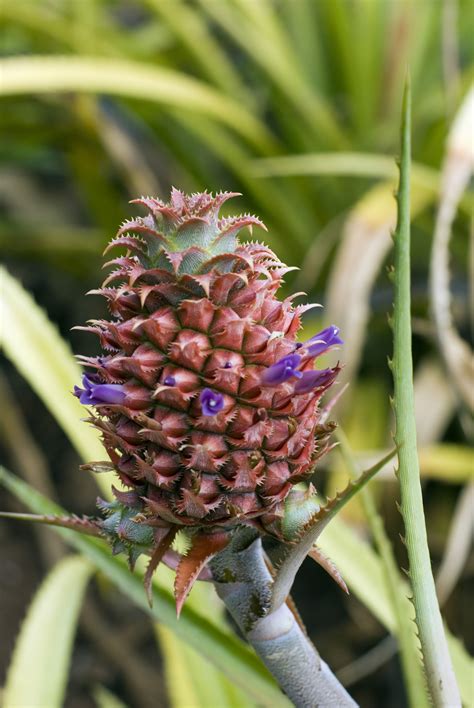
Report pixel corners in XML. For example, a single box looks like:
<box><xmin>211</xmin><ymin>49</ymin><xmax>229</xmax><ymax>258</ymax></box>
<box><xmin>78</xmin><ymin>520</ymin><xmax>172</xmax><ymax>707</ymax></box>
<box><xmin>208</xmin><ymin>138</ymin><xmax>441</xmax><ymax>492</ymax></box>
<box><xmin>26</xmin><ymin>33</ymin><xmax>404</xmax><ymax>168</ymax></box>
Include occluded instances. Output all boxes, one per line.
<box><xmin>74</xmin><ymin>189</ymin><xmax>342</xmax><ymax>610</ymax></box>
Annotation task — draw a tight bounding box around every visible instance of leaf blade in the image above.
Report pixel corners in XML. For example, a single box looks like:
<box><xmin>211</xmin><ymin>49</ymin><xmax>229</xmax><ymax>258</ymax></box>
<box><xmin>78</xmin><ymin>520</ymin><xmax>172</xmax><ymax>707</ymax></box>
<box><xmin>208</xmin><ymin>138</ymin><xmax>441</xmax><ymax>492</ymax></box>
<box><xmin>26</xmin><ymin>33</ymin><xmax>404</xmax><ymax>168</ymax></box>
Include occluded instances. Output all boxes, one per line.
<box><xmin>0</xmin><ymin>55</ymin><xmax>274</xmax><ymax>152</ymax></box>
<box><xmin>3</xmin><ymin>556</ymin><xmax>93</xmax><ymax>708</ymax></box>
<box><xmin>271</xmin><ymin>448</ymin><xmax>396</xmax><ymax>612</ymax></box>
<box><xmin>0</xmin><ymin>266</ymin><xmax>105</xmax><ymax>463</ymax></box>
<box><xmin>392</xmin><ymin>77</ymin><xmax>461</xmax><ymax>705</ymax></box>
<box><xmin>337</xmin><ymin>430</ymin><xmax>429</xmax><ymax>708</ymax></box>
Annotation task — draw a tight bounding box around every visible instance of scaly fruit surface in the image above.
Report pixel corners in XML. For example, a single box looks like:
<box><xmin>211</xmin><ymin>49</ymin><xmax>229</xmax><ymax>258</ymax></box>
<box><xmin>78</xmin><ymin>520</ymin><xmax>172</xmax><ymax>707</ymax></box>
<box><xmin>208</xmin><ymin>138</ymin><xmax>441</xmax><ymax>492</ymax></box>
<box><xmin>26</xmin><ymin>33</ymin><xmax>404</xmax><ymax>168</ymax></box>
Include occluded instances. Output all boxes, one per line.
<box><xmin>74</xmin><ymin>189</ymin><xmax>342</xmax><ymax>609</ymax></box>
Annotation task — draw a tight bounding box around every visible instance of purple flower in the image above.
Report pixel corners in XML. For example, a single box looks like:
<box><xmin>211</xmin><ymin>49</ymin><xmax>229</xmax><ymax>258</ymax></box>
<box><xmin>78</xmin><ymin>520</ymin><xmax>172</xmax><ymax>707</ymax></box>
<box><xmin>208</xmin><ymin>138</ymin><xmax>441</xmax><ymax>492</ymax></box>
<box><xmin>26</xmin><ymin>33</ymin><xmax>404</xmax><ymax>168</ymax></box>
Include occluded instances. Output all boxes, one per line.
<box><xmin>74</xmin><ymin>374</ymin><xmax>126</xmax><ymax>406</ymax></box>
<box><xmin>200</xmin><ymin>388</ymin><xmax>225</xmax><ymax>416</ymax></box>
<box><xmin>164</xmin><ymin>375</ymin><xmax>176</xmax><ymax>386</ymax></box>
<box><xmin>305</xmin><ymin>325</ymin><xmax>343</xmax><ymax>358</ymax></box>
<box><xmin>294</xmin><ymin>368</ymin><xmax>336</xmax><ymax>394</ymax></box>
<box><xmin>262</xmin><ymin>354</ymin><xmax>303</xmax><ymax>385</ymax></box>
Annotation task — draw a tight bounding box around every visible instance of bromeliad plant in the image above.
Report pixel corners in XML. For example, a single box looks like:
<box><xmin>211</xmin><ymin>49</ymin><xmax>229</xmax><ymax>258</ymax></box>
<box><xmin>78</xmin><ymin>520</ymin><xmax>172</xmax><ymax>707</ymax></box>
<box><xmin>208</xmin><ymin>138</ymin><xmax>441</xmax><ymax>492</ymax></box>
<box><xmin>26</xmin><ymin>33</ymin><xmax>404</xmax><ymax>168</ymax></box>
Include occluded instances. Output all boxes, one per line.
<box><xmin>3</xmin><ymin>188</ymin><xmax>397</xmax><ymax>706</ymax></box>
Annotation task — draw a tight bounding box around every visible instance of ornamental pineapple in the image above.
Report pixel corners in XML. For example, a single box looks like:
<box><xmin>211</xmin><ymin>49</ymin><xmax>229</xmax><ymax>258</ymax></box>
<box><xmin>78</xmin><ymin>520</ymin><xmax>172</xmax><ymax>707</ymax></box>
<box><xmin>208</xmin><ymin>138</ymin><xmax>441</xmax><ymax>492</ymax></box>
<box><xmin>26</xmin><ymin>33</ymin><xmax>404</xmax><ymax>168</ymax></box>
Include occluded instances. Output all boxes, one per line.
<box><xmin>74</xmin><ymin>189</ymin><xmax>342</xmax><ymax>611</ymax></box>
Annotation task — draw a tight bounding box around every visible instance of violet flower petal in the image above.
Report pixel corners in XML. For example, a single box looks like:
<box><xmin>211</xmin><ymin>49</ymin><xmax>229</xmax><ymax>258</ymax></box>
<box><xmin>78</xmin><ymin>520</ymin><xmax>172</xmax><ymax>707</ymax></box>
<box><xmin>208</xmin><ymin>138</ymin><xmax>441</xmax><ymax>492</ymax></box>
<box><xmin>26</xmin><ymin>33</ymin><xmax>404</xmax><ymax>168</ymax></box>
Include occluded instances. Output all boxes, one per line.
<box><xmin>262</xmin><ymin>354</ymin><xmax>302</xmax><ymax>385</ymax></box>
<box><xmin>294</xmin><ymin>368</ymin><xmax>336</xmax><ymax>394</ymax></box>
<box><xmin>74</xmin><ymin>374</ymin><xmax>126</xmax><ymax>406</ymax></box>
<box><xmin>200</xmin><ymin>388</ymin><xmax>225</xmax><ymax>416</ymax></box>
<box><xmin>305</xmin><ymin>325</ymin><xmax>343</xmax><ymax>357</ymax></box>
<box><xmin>90</xmin><ymin>383</ymin><xmax>126</xmax><ymax>404</ymax></box>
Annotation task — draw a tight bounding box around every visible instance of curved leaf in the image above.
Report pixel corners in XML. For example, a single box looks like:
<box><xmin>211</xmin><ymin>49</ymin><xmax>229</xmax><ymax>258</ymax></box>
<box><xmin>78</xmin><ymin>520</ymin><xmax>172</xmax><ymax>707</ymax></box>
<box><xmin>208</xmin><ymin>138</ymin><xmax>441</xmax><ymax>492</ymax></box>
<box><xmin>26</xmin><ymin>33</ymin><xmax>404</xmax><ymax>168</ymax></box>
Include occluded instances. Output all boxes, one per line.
<box><xmin>430</xmin><ymin>87</ymin><xmax>474</xmax><ymax>413</ymax></box>
<box><xmin>3</xmin><ymin>556</ymin><xmax>93</xmax><ymax>708</ymax></box>
<box><xmin>157</xmin><ymin>626</ymin><xmax>252</xmax><ymax>708</ymax></box>
<box><xmin>271</xmin><ymin>448</ymin><xmax>396</xmax><ymax>612</ymax></box>
<box><xmin>251</xmin><ymin>151</ymin><xmax>473</xmax><ymax>213</ymax></box>
<box><xmin>0</xmin><ymin>55</ymin><xmax>274</xmax><ymax>152</ymax></box>
<box><xmin>0</xmin><ymin>266</ymin><xmax>105</xmax><ymax>464</ymax></box>
<box><xmin>337</xmin><ymin>431</ymin><xmax>429</xmax><ymax>708</ymax></box>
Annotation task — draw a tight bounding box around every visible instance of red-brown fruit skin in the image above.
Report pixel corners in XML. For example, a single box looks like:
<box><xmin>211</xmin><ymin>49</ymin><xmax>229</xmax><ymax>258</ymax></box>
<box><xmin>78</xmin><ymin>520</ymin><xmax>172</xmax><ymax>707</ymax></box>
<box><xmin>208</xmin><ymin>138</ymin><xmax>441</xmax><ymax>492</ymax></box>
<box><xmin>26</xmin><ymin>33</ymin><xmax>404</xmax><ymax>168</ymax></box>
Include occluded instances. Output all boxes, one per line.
<box><xmin>77</xmin><ymin>192</ymin><xmax>339</xmax><ymax>535</ymax></box>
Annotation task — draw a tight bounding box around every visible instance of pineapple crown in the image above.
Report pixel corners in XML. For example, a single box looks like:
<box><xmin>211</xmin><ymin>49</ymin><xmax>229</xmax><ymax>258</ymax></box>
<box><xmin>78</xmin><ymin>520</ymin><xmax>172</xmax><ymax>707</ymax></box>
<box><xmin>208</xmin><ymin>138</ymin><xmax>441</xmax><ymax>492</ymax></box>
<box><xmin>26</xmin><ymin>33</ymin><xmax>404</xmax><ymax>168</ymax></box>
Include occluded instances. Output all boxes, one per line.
<box><xmin>106</xmin><ymin>187</ymin><xmax>266</xmax><ymax>280</ymax></box>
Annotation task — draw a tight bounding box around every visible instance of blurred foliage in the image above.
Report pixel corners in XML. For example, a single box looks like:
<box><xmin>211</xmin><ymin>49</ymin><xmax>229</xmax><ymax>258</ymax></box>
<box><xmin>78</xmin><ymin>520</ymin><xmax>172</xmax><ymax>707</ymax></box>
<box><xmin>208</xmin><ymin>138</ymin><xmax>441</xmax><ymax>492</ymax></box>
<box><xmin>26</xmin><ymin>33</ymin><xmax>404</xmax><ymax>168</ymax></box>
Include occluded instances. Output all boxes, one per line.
<box><xmin>0</xmin><ymin>1</ymin><xmax>473</xmax><ymax>706</ymax></box>
<box><xmin>1</xmin><ymin>0</ymin><xmax>473</xmax><ymax>267</ymax></box>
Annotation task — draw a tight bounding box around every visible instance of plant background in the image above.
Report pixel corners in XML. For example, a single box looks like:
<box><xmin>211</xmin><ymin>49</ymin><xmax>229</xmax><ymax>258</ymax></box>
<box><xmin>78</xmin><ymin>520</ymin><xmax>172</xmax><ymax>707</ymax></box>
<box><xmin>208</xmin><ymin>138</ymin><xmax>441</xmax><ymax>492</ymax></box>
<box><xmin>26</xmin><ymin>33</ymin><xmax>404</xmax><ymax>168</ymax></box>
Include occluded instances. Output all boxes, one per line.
<box><xmin>0</xmin><ymin>1</ymin><xmax>472</xmax><ymax>707</ymax></box>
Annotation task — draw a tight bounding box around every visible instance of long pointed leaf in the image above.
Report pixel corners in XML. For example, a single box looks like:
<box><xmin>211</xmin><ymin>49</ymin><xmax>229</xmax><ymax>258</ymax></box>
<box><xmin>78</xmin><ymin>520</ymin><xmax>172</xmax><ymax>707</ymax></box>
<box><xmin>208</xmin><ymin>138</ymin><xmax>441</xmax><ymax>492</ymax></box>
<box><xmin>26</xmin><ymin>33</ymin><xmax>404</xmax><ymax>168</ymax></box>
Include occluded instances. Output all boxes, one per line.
<box><xmin>157</xmin><ymin>626</ymin><xmax>252</xmax><ymax>708</ymax></box>
<box><xmin>0</xmin><ymin>266</ymin><xmax>105</xmax><ymax>464</ymax></box>
<box><xmin>145</xmin><ymin>0</ymin><xmax>250</xmax><ymax>101</ymax></box>
<box><xmin>271</xmin><ymin>448</ymin><xmax>396</xmax><ymax>612</ymax></box>
<box><xmin>197</xmin><ymin>0</ymin><xmax>345</xmax><ymax>148</ymax></box>
<box><xmin>337</xmin><ymin>430</ymin><xmax>429</xmax><ymax>708</ymax></box>
<box><xmin>391</xmin><ymin>77</ymin><xmax>460</xmax><ymax>705</ymax></box>
<box><xmin>3</xmin><ymin>556</ymin><xmax>93</xmax><ymax>708</ymax></box>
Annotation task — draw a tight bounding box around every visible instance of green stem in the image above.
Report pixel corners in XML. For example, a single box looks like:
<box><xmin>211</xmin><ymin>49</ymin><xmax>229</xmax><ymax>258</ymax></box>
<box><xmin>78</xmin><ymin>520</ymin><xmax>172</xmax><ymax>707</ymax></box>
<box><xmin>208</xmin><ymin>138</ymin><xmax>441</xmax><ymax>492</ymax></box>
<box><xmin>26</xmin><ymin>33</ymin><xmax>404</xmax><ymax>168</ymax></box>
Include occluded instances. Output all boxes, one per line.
<box><xmin>391</xmin><ymin>77</ymin><xmax>460</xmax><ymax>707</ymax></box>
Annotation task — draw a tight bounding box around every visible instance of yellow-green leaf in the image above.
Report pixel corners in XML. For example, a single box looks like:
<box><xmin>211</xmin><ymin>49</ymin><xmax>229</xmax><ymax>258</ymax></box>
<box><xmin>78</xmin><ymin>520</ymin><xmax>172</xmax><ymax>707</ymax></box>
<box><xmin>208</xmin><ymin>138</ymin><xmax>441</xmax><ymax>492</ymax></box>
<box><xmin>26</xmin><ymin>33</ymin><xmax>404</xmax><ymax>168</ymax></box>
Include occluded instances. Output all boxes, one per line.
<box><xmin>0</xmin><ymin>55</ymin><xmax>274</xmax><ymax>152</ymax></box>
<box><xmin>0</xmin><ymin>266</ymin><xmax>104</xmax><ymax>463</ymax></box>
<box><xmin>3</xmin><ymin>556</ymin><xmax>93</xmax><ymax>708</ymax></box>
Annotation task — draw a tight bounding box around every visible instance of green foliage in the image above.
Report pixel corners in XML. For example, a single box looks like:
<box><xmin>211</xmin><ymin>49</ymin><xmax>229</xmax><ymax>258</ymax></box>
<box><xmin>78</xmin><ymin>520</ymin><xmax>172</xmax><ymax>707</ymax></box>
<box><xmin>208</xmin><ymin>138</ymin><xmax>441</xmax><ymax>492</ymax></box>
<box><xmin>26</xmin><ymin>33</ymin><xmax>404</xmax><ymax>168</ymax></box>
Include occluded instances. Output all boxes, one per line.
<box><xmin>270</xmin><ymin>448</ymin><xmax>397</xmax><ymax>614</ymax></box>
<box><xmin>3</xmin><ymin>556</ymin><xmax>93</xmax><ymax>708</ymax></box>
<box><xmin>157</xmin><ymin>626</ymin><xmax>253</xmax><ymax>708</ymax></box>
<box><xmin>391</xmin><ymin>78</ymin><xmax>460</xmax><ymax>705</ymax></box>
<box><xmin>0</xmin><ymin>56</ymin><xmax>274</xmax><ymax>152</ymax></box>
<box><xmin>318</xmin><ymin>516</ymin><xmax>473</xmax><ymax>705</ymax></box>
<box><xmin>0</xmin><ymin>266</ymin><xmax>105</xmax><ymax>465</ymax></box>
<box><xmin>1</xmin><ymin>0</ymin><xmax>472</xmax><ymax>264</ymax></box>
<box><xmin>0</xmin><ymin>465</ymin><xmax>289</xmax><ymax>708</ymax></box>
<box><xmin>337</xmin><ymin>430</ymin><xmax>429</xmax><ymax>708</ymax></box>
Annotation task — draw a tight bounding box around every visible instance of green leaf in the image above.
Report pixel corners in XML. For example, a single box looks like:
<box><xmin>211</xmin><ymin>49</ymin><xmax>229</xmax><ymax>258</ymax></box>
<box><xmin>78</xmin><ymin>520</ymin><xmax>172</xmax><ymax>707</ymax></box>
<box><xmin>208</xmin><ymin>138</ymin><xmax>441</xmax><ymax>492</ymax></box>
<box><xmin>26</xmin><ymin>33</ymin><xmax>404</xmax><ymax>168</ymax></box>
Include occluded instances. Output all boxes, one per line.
<box><xmin>0</xmin><ymin>55</ymin><xmax>274</xmax><ymax>153</ymax></box>
<box><xmin>253</xmin><ymin>151</ymin><xmax>397</xmax><ymax>178</ymax></box>
<box><xmin>0</xmin><ymin>466</ymin><xmax>290</xmax><ymax>708</ymax></box>
<box><xmin>252</xmin><ymin>152</ymin><xmax>473</xmax><ymax>212</ymax></box>
<box><xmin>145</xmin><ymin>0</ymin><xmax>250</xmax><ymax>101</ymax></box>
<box><xmin>337</xmin><ymin>430</ymin><xmax>429</xmax><ymax>708</ymax></box>
<box><xmin>419</xmin><ymin>444</ymin><xmax>474</xmax><ymax>483</ymax></box>
<box><xmin>0</xmin><ymin>266</ymin><xmax>104</xmax><ymax>463</ymax></box>
<box><xmin>0</xmin><ymin>267</ymin><xmax>115</xmax><ymax>500</ymax></box>
<box><xmin>157</xmin><ymin>627</ymin><xmax>253</xmax><ymax>708</ymax></box>
<box><xmin>271</xmin><ymin>448</ymin><xmax>396</xmax><ymax>612</ymax></box>
<box><xmin>155</xmin><ymin>547</ymin><xmax>255</xmax><ymax>708</ymax></box>
<box><xmin>196</xmin><ymin>0</ymin><xmax>345</xmax><ymax>148</ymax></box>
<box><xmin>391</xmin><ymin>77</ymin><xmax>461</xmax><ymax>704</ymax></box>
<box><xmin>156</xmin><ymin>561</ymin><xmax>254</xmax><ymax>708</ymax></box>
<box><xmin>3</xmin><ymin>556</ymin><xmax>93</xmax><ymax>708</ymax></box>
<box><xmin>318</xmin><ymin>517</ymin><xmax>473</xmax><ymax>706</ymax></box>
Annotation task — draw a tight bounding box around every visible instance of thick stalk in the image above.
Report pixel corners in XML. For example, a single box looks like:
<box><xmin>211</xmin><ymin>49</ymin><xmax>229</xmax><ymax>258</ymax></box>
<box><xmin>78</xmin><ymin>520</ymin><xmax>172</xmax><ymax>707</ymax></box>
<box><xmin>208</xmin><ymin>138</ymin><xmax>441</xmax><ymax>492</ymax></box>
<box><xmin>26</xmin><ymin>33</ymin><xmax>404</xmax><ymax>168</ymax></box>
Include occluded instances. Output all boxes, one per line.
<box><xmin>210</xmin><ymin>529</ymin><xmax>356</xmax><ymax>708</ymax></box>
